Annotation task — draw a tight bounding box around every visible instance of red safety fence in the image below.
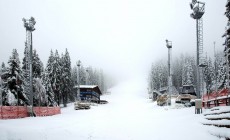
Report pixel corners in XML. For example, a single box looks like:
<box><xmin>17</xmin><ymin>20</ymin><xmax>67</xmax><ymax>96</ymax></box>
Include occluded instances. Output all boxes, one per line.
<box><xmin>33</xmin><ymin>107</ymin><xmax>61</xmax><ymax>116</ymax></box>
<box><xmin>0</xmin><ymin>106</ymin><xmax>28</xmax><ymax>119</ymax></box>
<box><xmin>0</xmin><ymin>106</ymin><xmax>61</xmax><ymax>119</ymax></box>
<box><xmin>202</xmin><ymin>88</ymin><xmax>230</xmax><ymax>108</ymax></box>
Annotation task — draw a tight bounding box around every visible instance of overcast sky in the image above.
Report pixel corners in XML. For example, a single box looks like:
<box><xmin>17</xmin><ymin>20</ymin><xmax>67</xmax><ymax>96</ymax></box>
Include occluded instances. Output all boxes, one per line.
<box><xmin>0</xmin><ymin>0</ymin><xmax>227</xmax><ymax>82</ymax></box>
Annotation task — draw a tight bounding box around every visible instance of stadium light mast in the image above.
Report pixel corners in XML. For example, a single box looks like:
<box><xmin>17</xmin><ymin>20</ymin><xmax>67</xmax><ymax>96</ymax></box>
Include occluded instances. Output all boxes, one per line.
<box><xmin>23</xmin><ymin>17</ymin><xmax>36</xmax><ymax>114</ymax></box>
<box><xmin>190</xmin><ymin>0</ymin><xmax>205</xmax><ymax>98</ymax></box>
<box><xmin>166</xmin><ymin>39</ymin><xmax>172</xmax><ymax>106</ymax></box>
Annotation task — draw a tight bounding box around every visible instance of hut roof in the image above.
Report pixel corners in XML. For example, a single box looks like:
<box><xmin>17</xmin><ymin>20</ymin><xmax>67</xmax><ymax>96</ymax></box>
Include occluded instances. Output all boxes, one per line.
<box><xmin>74</xmin><ymin>85</ymin><xmax>102</xmax><ymax>95</ymax></box>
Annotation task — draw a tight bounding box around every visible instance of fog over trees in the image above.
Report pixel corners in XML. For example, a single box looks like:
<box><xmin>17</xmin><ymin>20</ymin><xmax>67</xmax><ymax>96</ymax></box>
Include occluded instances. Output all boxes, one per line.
<box><xmin>0</xmin><ymin>48</ymin><xmax>113</xmax><ymax>107</ymax></box>
<box><xmin>148</xmin><ymin>52</ymin><xmax>226</xmax><ymax>94</ymax></box>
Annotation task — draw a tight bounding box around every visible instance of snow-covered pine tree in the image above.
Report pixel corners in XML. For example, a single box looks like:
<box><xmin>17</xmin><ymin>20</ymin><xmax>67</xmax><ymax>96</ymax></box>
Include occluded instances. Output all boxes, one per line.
<box><xmin>149</xmin><ymin>63</ymin><xmax>159</xmax><ymax>90</ymax></box>
<box><xmin>223</xmin><ymin>0</ymin><xmax>230</xmax><ymax>88</ymax></box>
<box><xmin>1</xmin><ymin>62</ymin><xmax>7</xmax><ymax>74</ymax></box>
<box><xmin>52</xmin><ymin>50</ymin><xmax>62</xmax><ymax>105</ymax></box>
<box><xmin>32</xmin><ymin>49</ymin><xmax>43</xmax><ymax>78</ymax></box>
<box><xmin>186</xmin><ymin>61</ymin><xmax>194</xmax><ymax>85</ymax></box>
<box><xmin>79</xmin><ymin>64</ymin><xmax>86</xmax><ymax>85</ymax></box>
<box><xmin>2</xmin><ymin>49</ymin><xmax>29</xmax><ymax>105</ymax></box>
<box><xmin>71</xmin><ymin>66</ymin><xmax>78</xmax><ymax>86</ymax></box>
<box><xmin>148</xmin><ymin>60</ymin><xmax>168</xmax><ymax>91</ymax></box>
<box><xmin>86</xmin><ymin>66</ymin><xmax>94</xmax><ymax>85</ymax></box>
<box><xmin>32</xmin><ymin>50</ymin><xmax>46</xmax><ymax>106</ymax></box>
<box><xmin>59</xmin><ymin>53</ymin><xmax>64</xmax><ymax>105</ymax></box>
<box><xmin>60</xmin><ymin>49</ymin><xmax>73</xmax><ymax>106</ymax></box>
<box><xmin>43</xmin><ymin>50</ymin><xmax>54</xmax><ymax>87</ymax></box>
<box><xmin>0</xmin><ymin>62</ymin><xmax>7</xmax><ymax>105</ymax></box>
<box><xmin>34</xmin><ymin>78</ymin><xmax>47</xmax><ymax>106</ymax></box>
<box><xmin>182</xmin><ymin>60</ymin><xmax>186</xmax><ymax>86</ymax></box>
<box><xmin>190</xmin><ymin>56</ymin><xmax>197</xmax><ymax>87</ymax></box>
<box><xmin>172</xmin><ymin>54</ymin><xmax>183</xmax><ymax>90</ymax></box>
<box><xmin>149</xmin><ymin>54</ymin><xmax>197</xmax><ymax>93</ymax></box>
<box><xmin>182</xmin><ymin>56</ymin><xmax>195</xmax><ymax>86</ymax></box>
<box><xmin>150</xmin><ymin>66</ymin><xmax>157</xmax><ymax>91</ymax></box>
<box><xmin>204</xmin><ymin>57</ymin><xmax>215</xmax><ymax>93</ymax></box>
<box><xmin>215</xmin><ymin>52</ymin><xmax>226</xmax><ymax>89</ymax></box>
<box><xmin>22</xmin><ymin>46</ymin><xmax>46</xmax><ymax>106</ymax></box>
<box><xmin>43</xmin><ymin>50</ymin><xmax>57</xmax><ymax>106</ymax></box>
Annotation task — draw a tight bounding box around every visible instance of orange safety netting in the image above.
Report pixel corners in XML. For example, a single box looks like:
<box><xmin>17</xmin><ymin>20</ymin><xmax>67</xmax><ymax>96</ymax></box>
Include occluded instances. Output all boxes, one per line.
<box><xmin>0</xmin><ymin>106</ymin><xmax>61</xmax><ymax>119</ymax></box>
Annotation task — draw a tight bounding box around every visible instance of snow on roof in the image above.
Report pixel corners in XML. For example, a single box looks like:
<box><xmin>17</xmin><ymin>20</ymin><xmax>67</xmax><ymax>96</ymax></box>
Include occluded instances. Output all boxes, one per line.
<box><xmin>73</xmin><ymin>85</ymin><xmax>102</xmax><ymax>95</ymax></box>
<box><xmin>79</xmin><ymin>85</ymin><xmax>98</xmax><ymax>89</ymax></box>
<box><xmin>73</xmin><ymin>85</ymin><xmax>98</xmax><ymax>89</ymax></box>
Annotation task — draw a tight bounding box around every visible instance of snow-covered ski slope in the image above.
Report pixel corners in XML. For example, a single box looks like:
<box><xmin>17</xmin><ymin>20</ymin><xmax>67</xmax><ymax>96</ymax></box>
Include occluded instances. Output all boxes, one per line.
<box><xmin>0</xmin><ymin>79</ymin><xmax>221</xmax><ymax>140</ymax></box>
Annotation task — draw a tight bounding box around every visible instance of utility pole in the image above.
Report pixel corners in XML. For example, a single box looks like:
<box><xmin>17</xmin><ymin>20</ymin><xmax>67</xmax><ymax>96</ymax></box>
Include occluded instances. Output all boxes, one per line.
<box><xmin>23</xmin><ymin>17</ymin><xmax>36</xmax><ymax>115</ymax></box>
<box><xmin>190</xmin><ymin>0</ymin><xmax>205</xmax><ymax>98</ymax></box>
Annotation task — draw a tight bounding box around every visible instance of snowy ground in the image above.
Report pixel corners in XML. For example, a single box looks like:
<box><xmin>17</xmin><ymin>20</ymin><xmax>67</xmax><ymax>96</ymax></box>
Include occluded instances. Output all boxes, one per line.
<box><xmin>0</xmin><ymin>79</ymin><xmax>223</xmax><ymax>140</ymax></box>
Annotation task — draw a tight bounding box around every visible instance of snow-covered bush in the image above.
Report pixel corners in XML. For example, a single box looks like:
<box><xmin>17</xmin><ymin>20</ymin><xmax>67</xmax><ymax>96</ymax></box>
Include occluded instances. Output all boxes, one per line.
<box><xmin>34</xmin><ymin>78</ymin><xmax>47</xmax><ymax>106</ymax></box>
<box><xmin>1</xmin><ymin>49</ymin><xmax>30</xmax><ymax>106</ymax></box>
<box><xmin>6</xmin><ymin>90</ymin><xmax>17</xmax><ymax>105</ymax></box>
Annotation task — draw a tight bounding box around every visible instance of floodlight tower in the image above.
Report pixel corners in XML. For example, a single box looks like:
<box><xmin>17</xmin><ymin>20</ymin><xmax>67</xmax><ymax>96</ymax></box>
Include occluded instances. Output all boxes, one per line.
<box><xmin>23</xmin><ymin>17</ymin><xmax>36</xmax><ymax>107</ymax></box>
<box><xmin>166</xmin><ymin>39</ymin><xmax>172</xmax><ymax>106</ymax></box>
<box><xmin>190</xmin><ymin>0</ymin><xmax>205</xmax><ymax>98</ymax></box>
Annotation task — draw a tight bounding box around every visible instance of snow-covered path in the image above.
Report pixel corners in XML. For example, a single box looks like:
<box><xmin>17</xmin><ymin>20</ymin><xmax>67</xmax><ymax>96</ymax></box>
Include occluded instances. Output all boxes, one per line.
<box><xmin>0</xmin><ymin>79</ymin><xmax>219</xmax><ymax>140</ymax></box>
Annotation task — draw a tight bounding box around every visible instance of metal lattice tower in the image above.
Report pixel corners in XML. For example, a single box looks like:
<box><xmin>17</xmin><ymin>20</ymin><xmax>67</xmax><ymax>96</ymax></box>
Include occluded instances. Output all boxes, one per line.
<box><xmin>197</xmin><ymin>18</ymin><xmax>203</xmax><ymax>57</ymax></box>
<box><xmin>190</xmin><ymin>0</ymin><xmax>205</xmax><ymax>98</ymax></box>
<box><xmin>197</xmin><ymin>18</ymin><xmax>205</xmax><ymax>96</ymax></box>
<box><xmin>24</xmin><ymin>42</ymin><xmax>31</xmax><ymax>98</ymax></box>
<box><xmin>23</xmin><ymin>17</ymin><xmax>36</xmax><ymax>107</ymax></box>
